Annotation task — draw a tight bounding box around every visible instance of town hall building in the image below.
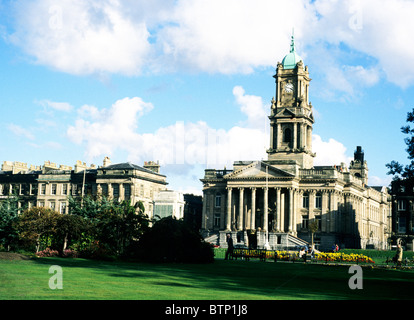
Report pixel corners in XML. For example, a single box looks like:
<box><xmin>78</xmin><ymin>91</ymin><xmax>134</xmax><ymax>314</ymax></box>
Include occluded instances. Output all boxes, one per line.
<box><xmin>200</xmin><ymin>36</ymin><xmax>391</xmax><ymax>251</ymax></box>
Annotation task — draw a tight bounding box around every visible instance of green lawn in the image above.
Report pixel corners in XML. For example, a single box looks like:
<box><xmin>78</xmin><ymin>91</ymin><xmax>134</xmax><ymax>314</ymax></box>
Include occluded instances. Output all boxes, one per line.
<box><xmin>1</xmin><ymin>256</ymin><xmax>414</xmax><ymax>300</ymax></box>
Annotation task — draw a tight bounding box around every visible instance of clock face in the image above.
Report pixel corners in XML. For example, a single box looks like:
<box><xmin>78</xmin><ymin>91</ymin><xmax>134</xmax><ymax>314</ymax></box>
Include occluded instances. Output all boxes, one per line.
<box><xmin>284</xmin><ymin>83</ymin><xmax>294</xmax><ymax>93</ymax></box>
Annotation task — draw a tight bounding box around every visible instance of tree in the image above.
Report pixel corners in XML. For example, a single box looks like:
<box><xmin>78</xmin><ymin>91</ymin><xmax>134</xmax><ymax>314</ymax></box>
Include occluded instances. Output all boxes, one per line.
<box><xmin>135</xmin><ymin>217</ymin><xmax>214</xmax><ymax>263</ymax></box>
<box><xmin>386</xmin><ymin>108</ymin><xmax>414</xmax><ymax>180</ymax></box>
<box><xmin>67</xmin><ymin>195</ymin><xmax>112</xmax><ymax>220</ymax></box>
<box><xmin>0</xmin><ymin>193</ymin><xmax>21</xmax><ymax>251</ymax></box>
<box><xmin>95</xmin><ymin>200</ymin><xmax>150</xmax><ymax>256</ymax></box>
<box><xmin>17</xmin><ymin>207</ymin><xmax>60</xmax><ymax>252</ymax></box>
<box><xmin>68</xmin><ymin>195</ymin><xmax>150</xmax><ymax>257</ymax></box>
<box><xmin>55</xmin><ymin>214</ymin><xmax>87</xmax><ymax>252</ymax></box>
<box><xmin>308</xmin><ymin>220</ymin><xmax>319</xmax><ymax>247</ymax></box>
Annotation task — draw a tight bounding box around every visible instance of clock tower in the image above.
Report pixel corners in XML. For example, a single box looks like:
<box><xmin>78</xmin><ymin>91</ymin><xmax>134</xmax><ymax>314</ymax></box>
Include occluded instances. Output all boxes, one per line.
<box><xmin>267</xmin><ymin>34</ymin><xmax>315</xmax><ymax>169</ymax></box>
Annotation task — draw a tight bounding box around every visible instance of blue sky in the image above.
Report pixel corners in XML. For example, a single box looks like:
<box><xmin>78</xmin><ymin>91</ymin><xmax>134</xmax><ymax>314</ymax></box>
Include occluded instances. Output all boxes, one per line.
<box><xmin>1</xmin><ymin>0</ymin><xmax>414</xmax><ymax>195</ymax></box>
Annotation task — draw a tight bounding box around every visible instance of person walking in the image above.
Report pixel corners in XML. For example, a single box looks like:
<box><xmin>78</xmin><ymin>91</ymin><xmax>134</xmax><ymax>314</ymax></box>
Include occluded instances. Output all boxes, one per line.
<box><xmin>225</xmin><ymin>234</ymin><xmax>234</xmax><ymax>260</ymax></box>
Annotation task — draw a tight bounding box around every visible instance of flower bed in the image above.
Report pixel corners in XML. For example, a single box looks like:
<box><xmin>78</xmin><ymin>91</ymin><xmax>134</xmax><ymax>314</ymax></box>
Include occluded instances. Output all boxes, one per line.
<box><xmin>35</xmin><ymin>248</ymin><xmax>59</xmax><ymax>257</ymax></box>
<box><xmin>315</xmin><ymin>252</ymin><xmax>375</xmax><ymax>264</ymax></box>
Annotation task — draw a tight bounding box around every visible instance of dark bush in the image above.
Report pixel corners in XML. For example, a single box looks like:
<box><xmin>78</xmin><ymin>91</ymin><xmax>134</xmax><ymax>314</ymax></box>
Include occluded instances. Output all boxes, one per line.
<box><xmin>135</xmin><ymin>217</ymin><xmax>214</xmax><ymax>264</ymax></box>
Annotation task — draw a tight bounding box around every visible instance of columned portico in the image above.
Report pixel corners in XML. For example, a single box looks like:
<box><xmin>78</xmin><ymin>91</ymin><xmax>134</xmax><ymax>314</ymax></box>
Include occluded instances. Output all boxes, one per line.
<box><xmin>223</xmin><ymin>184</ymin><xmax>298</xmax><ymax>234</ymax></box>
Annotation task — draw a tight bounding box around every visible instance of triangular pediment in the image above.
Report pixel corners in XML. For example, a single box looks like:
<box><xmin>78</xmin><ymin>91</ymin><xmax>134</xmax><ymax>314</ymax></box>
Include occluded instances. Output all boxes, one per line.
<box><xmin>275</xmin><ymin>108</ymin><xmax>296</xmax><ymax>118</ymax></box>
<box><xmin>223</xmin><ymin>161</ymin><xmax>294</xmax><ymax>180</ymax></box>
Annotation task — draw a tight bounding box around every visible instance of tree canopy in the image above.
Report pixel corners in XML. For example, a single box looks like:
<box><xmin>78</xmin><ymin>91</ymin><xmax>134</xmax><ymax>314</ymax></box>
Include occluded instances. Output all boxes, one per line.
<box><xmin>135</xmin><ymin>216</ymin><xmax>214</xmax><ymax>264</ymax></box>
<box><xmin>386</xmin><ymin>108</ymin><xmax>414</xmax><ymax>180</ymax></box>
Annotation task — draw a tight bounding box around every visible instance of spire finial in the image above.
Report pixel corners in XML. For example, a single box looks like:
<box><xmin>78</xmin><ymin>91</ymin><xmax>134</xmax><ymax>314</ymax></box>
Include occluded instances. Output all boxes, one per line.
<box><xmin>290</xmin><ymin>28</ymin><xmax>295</xmax><ymax>53</ymax></box>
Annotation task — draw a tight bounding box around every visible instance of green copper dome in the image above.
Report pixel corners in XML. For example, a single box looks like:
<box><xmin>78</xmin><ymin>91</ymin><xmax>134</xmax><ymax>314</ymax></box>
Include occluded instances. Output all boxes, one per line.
<box><xmin>281</xmin><ymin>34</ymin><xmax>302</xmax><ymax>69</ymax></box>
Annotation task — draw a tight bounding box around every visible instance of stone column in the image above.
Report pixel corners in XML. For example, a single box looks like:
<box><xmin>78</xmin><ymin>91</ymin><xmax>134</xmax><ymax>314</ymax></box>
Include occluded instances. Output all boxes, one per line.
<box><xmin>108</xmin><ymin>183</ymin><xmax>113</xmax><ymax>199</ymax></box>
<box><xmin>220</xmin><ymin>191</ymin><xmax>226</xmax><ymax>229</ymax></box>
<box><xmin>119</xmin><ymin>184</ymin><xmax>124</xmax><ymax>201</ymax></box>
<box><xmin>300</xmin><ymin>123</ymin><xmax>305</xmax><ymax>149</ymax></box>
<box><xmin>309</xmin><ymin>190</ymin><xmax>315</xmax><ymax>221</ymax></box>
<box><xmin>322</xmin><ymin>192</ymin><xmax>329</xmax><ymax>232</ymax></box>
<box><xmin>226</xmin><ymin>187</ymin><xmax>232</xmax><ymax>231</ymax></box>
<box><xmin>280</xmin><ymin>191</ymin><xmax>285</xmax><ymax>232</ymax></box>
<box><xmin>270</xmin><ymin>122</ymin><xmax>274</xmax><ymax>149</ymax></box>
<box><xmin>293</xmin><ymin>189</ymin><xmax>298</xmax><ymax>234</ymax></box>
<box><xmin>251</xmin><ymin>188</ymin><xmax>256</xmax><ymax>230</ymax></box>
<box><xmin>276</xmin><ymin>188</ymin><xmax>281</xmax><ymax>231</ymax></box>
<box><xmin>238</xmin><ymin>188</ymin><xmax>244</xmax><ymax>231</ymax></box>
<box><xmin>263</xmin><ymin>187</ymin><xmax>268</xmax><ymax>231</ymax></box>
<box><xmin>293</xmin><ymin>123</ymin><xmax>297</xmax><ymax>149</ymax></box>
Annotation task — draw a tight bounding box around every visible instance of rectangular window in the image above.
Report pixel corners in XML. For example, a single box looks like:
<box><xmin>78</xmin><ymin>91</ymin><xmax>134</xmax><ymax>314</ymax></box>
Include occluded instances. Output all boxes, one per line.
<box><xmin>398</xmin><ymin>216</ymin><xmax>407</xmax><ymax>233</ymax></box>
<box><xmin>0</xmin><ymin>184</ymin><xmax>5</xmax><ymax>195</ymax></box>
<box><xmin>398</xmin><ymin>200</ymin><xmax>406</xmax><ymax>211</ymax></box>
<box><xmin>20</xmin><ymin>184</ymin><xmax>27</xmax><ymax>195</ymax></box>
<box><xmin>62</xmin><ymin>184</ymin><xmax>68</xmax><ymax>195</ymax></box>
<box><xmin>215</xmin><ymin>194</ymin><xmax>221</xmax><ymax>208</ymax></box>
<box><xmin>51</xmin><ymin>184</ymin><xmax>57</xmax><ymax>195</ymax></box>
<box><xmin>302</xmin><ymin>194</ymin><xmax>309</xmax><ymax>208</ymax></box>
<box><xmin>72</xmin><ymin>184</ymin><xmax>78</xmax><ymax>195</ymax></box>
<box><xmin>113</xmin><ymin>184</ymin><xmax>119</xmax><ymax>198</ymax></box>
<box><xmin>315</xmin><ymin>194</ymin><xmax>322</xmax><ymax>209</ymax></box>
<box><xmin>316</xmin><ymin>215</ymin><xmax>321</xmax><ymax>230</ymax></box>
<box><xmin>101</xmin><ymin>184</ymin><xmax>108</xmax><ymax>196</ymax></box>
<box><xmin>124</xmin><ymin>184</ymin><xmax>131</xmax><ymax>198</ymax></box>
<box><xmin>40</xmin><ymin>184</ymin><xmax>46</xmax><ymax>195</ymax></box>
<box><xmin>50</xmin><ymin>202</ymin><xmax>56</xmax><ymax>211</ymax></box>
<box><xmin>214</xmin><ymin>214</ymin><xmax>221</xmax><ymax>227</ymax></box>
<box><xmin>301</xmin><ymin>215</ymin><xmax>309</xmax><ymax>229</ymax></box>
<box><xmin>60</xmin><ymin>202</ymin><xmax>67</xmax><ymax>214</ymax></box>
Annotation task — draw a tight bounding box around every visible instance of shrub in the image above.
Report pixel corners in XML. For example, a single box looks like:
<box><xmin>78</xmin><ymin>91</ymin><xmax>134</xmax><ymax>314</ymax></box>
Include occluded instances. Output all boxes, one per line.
<box><xmin>78</xmin><ymin>241</ymin><xmax>116</xmax><ymax>261</ymax></box>
<box><xmin>62</xmin><ymin>249</ymin><xmax>79</xmax><ymax>258</ymax></box>
<box><xmin>135</xmin><ymin>217</ymin><xmax>214</xmax><ymax>264</ymax></box>
<box><xmin>36</xmin><ymin>248</ymin><xmax>59</xmax><ymax>257</ymax></box>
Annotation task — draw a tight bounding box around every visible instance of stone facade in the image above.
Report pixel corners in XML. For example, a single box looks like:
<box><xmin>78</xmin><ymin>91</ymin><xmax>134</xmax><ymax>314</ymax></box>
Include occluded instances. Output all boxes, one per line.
<box><xmin>200</xmin><ymin>36</ymin><xmax>391</xmax><ymax>251</ymax></box>
<box><xmin>0</xmin><ymin>158</ymin><xmax>168</xmax><ymax>218</ymax></box>
<box><xmin>389</xmin><ymin>178</ymin><xmax>414</xmax><ymax>251</ymax></box>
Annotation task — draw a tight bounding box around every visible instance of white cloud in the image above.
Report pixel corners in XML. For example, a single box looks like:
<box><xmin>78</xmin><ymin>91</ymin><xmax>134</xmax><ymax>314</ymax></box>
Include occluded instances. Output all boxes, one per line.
<box><xmin>368</xmin><ymin>175</ymin><xmax>392</xmax><ymax>187</ymax></box>
<box><xmin>342</xmin><ymin>65</ymin><xmax>380</xmax><ymax>89</ymax></box>
<box><xmin>28</xmin><ymin>141</ymin><xmax>62</xmax><ymax>150</ymax></box>
<box><xmin>66</xmin><ymin>87</ymin><xmax>268</xmax><ymax>171</ymax></box>
<box><xmin>7</xmin><ymin>124</ymin><xmax>35</xmax><ymax>140</ymax></box>
<box><xmin>157</xmin><ymin>0</ymin><xmax>313</xmax><ymax>74</ymax></box>
<box><xmin>38</xmin><ymin>99</ymin><xmax>74</xmax><ymax>112</ymax></box>
<box><xmin>233</xmin><ymin>86</ymin><xmax>268</xmax><ymax>130</ymax></box>
<box><xmin>9</xmin><ymin>0</ymin><xmax>152</xmax><ymax>76</ymax></box>
<box><xmin>310</xmin><ymin>0</ymin><xmax>414</xmax><ymax>88</ymax></box>
<box><xmin>312</xmin><ymin>134</ymin><xmax>352</xmax><ymax>166</ymax></box>
<box><xmin>67</xmin><ymin>97</ymin><xmax>153</xmax><ymax>160</ymax></box>
<box><xmin>7</xmin><ymin>0</ymin><xmax>414</xmax><ymax>89</ymax></box>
